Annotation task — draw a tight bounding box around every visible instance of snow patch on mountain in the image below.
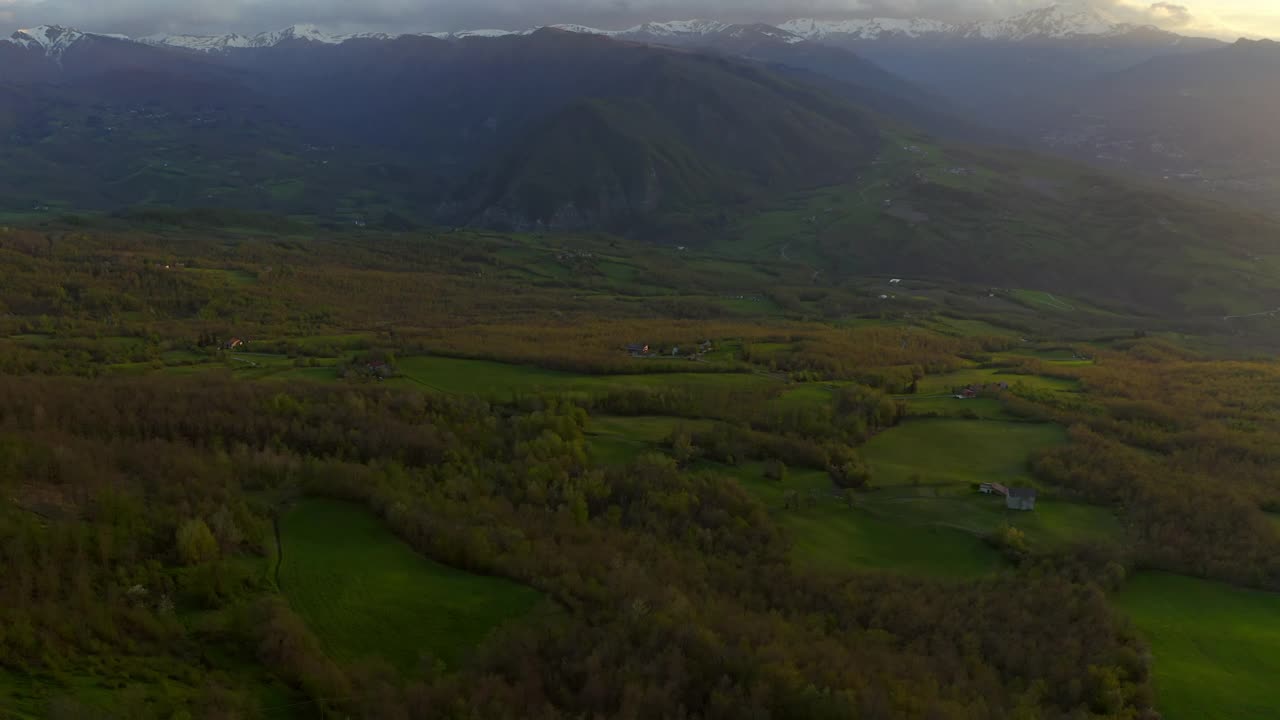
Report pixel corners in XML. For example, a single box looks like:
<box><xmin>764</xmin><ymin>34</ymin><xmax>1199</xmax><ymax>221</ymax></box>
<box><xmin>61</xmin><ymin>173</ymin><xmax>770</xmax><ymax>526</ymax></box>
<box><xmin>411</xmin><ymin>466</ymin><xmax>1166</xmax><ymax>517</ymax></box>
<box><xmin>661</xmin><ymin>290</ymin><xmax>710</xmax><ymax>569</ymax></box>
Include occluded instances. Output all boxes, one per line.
<box><xmin>782</xmin><ymin>5</ymin><xmax>1156</xmax><ymax>42</ymax></box>
<box><xmin>779</xmin><ymin>18</ymin><xmax>951</xmax><ymax>40</ymax></box>
<box><xmin>550</xmin><ymin>20</ymin><xmax>803</xmax><ymax>45</ymax></box>
<box><xmin>548</xmin><ymin>24</ymin><xmax>620</xmax><ymax>36</ymax></box>
<box><xmin>626</xmin><ymin>20</ymin><xmax>731</xmax><ymax>37</ymax></box>
<box><xmin>145</xmin><ymin>24</ymin><xmax>402</xmax><ymax>52</ymax></box>
<box><xmin>448</xmin><ymin>29</ymin><xmax>530</xmax><ymax>39</ymax></box>
<box><xmin>972</xmin><ymin>5</ymin><xmax>1122</xmax><ymax>40</ymax></box>
<box><xmin>146</xmin><ymin>32</ymin><xmax>257</xmax><ymax>51</ymax></box>
<box><xmin>729</xmin><ymin>24</ymin><xmax>806</xmax><ymax>44</ymax></box>
<box><xmin>4</xmin><ymin>25</ymin><xmax>88</xmax><ymax>57</ymax></box>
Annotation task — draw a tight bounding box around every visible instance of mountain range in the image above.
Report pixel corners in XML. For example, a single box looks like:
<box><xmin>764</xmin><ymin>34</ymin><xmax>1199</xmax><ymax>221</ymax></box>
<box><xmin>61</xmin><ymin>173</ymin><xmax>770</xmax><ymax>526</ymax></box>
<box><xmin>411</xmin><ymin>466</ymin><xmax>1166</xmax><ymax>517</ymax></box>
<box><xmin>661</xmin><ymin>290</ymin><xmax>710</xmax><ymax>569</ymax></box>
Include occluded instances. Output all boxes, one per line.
<box><xmin>1</xmin><ymin>3</ymin><xmax>1278</xmax><ymax>224</ymax></box>
<box><xmin>2</xmin><ymin>5</ymin><xmax>1280</xmax><ymax>317</ymax></box>
<box><xmin>121</xmin><ymin>5</ymin><xmax>1213</xmax><ymax>50</ymax></box>
<box><xmin>0</xmin><ymin>26</ymin><xmax>892</xmax><ymax>230</ymax></box>
<box><xmin>1</xmin><ymin>4</ymin><xmax>1221</xmax><ymax>57</ymax></box>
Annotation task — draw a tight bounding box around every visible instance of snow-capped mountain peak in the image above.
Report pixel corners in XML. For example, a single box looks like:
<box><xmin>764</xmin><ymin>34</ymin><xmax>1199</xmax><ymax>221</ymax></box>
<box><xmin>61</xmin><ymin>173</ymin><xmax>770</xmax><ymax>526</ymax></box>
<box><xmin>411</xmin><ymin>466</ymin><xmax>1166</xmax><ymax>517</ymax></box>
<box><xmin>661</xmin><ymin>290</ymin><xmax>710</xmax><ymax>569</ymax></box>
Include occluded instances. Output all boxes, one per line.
<box><xmin>547</xmin><ymin>24</ymin><xmax>617</xmax><ymax>36</ymax></box>
<box><xmin>548</xmin><ymin>20</ymin><xmax>804</xmax><ymax>45</ymax></box>
<box><xmin>447</xmin><ymin>28</ymin><xmax>530</xmax><ymax>39</ymax></box>
<box><xmin>626</xmin><ymin>19</ymin><xmax>730</xmax><ymax>37</ymax></box>
<box><xmin>145</xmin><ymin>24</ymin><xmax>369</xmax><ymax>52</ymax></box>
<box><xmin>5</xmin><ymin>25</ymin><xmax>87</xmax><ymax>56</ymax></box>
<box><xmin>146</xmin><ymin>24</ymin><xmax>533</xmax><ymax>50</ymax></box>
<box><xmin>974</xmin><ymin>4</ymin><xmax>1123</xmax><ymax>40</ymax></box>
<box><xmin>727</xmin><ymin>23</ymin><xmax>806</xmax><ymax>44</ymax></box>
<box><xmin>143</xmin><ymin>31</ymin><xmax>256</xmax><ymax>52</ymax></box>
<box><xmin>781</xmin><ymin>4</ymin><xmax>1155</xmax><ymax>42</ymax></box>
<box><xmin>779</xmin><ymin>17</ymin><xmax>953</xmax><ymax>41</ymax></box>
<box><xmin>260</xmin><ymin>24</ymin><xmax>345</xmax><ymax>45</ymax></box>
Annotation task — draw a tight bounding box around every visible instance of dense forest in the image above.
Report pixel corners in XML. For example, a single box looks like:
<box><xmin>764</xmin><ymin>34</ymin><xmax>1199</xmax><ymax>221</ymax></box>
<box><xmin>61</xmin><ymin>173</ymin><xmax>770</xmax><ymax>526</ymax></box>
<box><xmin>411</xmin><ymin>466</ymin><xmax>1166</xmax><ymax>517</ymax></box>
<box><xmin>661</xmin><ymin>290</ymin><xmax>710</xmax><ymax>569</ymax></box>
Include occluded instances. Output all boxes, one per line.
<box><xmin>0</xmin><ymin>376</ymin><xmax>1152</xmax><ymax>718</ymax></box>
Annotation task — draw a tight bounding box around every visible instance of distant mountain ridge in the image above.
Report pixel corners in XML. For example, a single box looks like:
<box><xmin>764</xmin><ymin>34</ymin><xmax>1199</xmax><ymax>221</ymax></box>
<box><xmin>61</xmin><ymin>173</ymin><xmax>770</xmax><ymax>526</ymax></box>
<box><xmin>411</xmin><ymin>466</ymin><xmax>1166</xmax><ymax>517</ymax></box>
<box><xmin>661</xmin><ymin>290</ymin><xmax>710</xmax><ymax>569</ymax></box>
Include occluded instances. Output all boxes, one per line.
<box><xmin>0</xmin><ymin>27</ymin><xmax>894</xmax><ymax>230</ymax></box>
<box><xmin>1</xmin><ymin>17</ymin><xmax>950</xmax><ymax>141</ymax></box>
<box><xmin>781</xmin><ymin>5</ymin><xmax>1173</xmax><ymax>42</ymax></box>
<box><xmin>3</xmin><ymin>5</ymin><xmax>1274</xmax><ymax>218</ymax></box>
<box><xmin>2</xmin><ymin>3</ymin><xmax>1223</xmax><ymax>58</ymax></box>
<box><xmin>3</xmin><ymin>25</ymin><xmax>129</xmax><ymax>58</ymax></box>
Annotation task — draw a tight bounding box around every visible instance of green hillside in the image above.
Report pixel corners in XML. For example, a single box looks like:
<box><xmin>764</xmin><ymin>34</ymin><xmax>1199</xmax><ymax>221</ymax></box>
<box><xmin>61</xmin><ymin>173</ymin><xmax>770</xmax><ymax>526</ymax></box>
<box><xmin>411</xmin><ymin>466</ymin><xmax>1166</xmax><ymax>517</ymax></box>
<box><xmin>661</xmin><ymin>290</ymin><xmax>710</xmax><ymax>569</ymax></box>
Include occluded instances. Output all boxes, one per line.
<box><xmin>731</xmin><ymin>135</ymin><xmax>1280</xmax><ymax>316</ymax></box>
<box><xmin>1116</xmin><ymin>573</ymin><xmax>1280</xmax><ymax>719</ymax></box>
<box><xmin>474</xmin><ymin>53</ymin><xmax>881</xmax><ymax>228</ymax></box>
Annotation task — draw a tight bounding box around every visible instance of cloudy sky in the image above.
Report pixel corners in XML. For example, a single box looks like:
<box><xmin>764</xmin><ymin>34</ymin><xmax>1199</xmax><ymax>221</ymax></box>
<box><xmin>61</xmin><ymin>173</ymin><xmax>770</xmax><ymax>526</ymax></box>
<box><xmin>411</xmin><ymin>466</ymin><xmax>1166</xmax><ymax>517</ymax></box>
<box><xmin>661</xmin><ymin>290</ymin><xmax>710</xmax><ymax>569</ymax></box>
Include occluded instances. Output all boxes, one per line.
<box><xmin>0</xmin><ymin>0</ymin><xmax>1275</xmax><ymax>39</ymax></box>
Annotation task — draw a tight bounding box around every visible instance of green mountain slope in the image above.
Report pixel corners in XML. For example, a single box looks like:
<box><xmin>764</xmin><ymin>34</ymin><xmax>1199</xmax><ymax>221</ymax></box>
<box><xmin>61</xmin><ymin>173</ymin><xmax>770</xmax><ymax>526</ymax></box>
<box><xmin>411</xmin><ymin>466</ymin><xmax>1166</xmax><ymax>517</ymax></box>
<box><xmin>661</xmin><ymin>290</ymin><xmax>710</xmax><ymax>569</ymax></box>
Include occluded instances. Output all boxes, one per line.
<box><xmin>731</xmin><ymin>137</ymin><xmax>1280</xmax><ymax>317</ymax></box>
<box><xmin>466</xmin><ymin>52</ymin><xmax>881</xmax><ymax>229</ymax></box>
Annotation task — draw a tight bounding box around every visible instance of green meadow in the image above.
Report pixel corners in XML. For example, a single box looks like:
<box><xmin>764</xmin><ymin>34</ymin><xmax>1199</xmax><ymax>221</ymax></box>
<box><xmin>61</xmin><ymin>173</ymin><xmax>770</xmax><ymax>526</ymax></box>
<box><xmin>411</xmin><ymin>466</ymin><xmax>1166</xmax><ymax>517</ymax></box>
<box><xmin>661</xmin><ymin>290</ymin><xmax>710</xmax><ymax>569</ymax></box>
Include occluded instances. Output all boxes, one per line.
<box><xmin>856</xmin><ymin>419</ymin><xmax>1118</xmax><ymax>548</ymax></box>
<box><xmin>900</xmin><ymin>395</ymin><xmax>1012</xmax><ymax>419</ymax></box>
<box><xmin>713</xmin><ymin>461</ymin><xmax>1002</xmax><ymax>578</ymax></box>
<box><xmin>1115</xmin><ymin>573</ymin><xmax>1280</xmax><ymax>720</ymax></box>
<box><xmin>913</xmin><ymin>368</ymin><xmax>1078</xmax><ymax>396</ymax></box>
<box><xmin>853</xmin><ymin>486</ymin><xmax>1121</xmax><ymax>550</ymax></box>
<box><xmin>394</xmin><ymin>355</ymin><xmax>773</xmax><ymax>397</ymax></box>
<box><xmin>860</xmin><ymin>418</ymin><xmax>1064</xmax><ymax>488</ymax></box>
<box><xmin>587</xmin><ymin>415</ymin><xmax>716</xmax><ymax>465</ymax></box>
<box><xmin>279</xmin><ymin>499</ymin><xmax>544</xmax><ymax>671</ymax></box>
<box><xmin>787</xmin><ymin>504</ymin><xmax>1002</xmax><ymax>578</ymax></box>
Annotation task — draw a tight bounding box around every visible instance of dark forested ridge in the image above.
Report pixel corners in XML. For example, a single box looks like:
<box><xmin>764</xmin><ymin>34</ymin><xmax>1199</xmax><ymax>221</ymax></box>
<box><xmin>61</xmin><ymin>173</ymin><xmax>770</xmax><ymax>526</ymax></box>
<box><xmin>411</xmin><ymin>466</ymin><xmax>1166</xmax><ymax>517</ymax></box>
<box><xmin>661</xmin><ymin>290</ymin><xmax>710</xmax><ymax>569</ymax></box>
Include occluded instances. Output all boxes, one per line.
<box><xmin>0</xmin><ymin>30</ymin><xmax>889</xmax><ymax>229</ymax></box>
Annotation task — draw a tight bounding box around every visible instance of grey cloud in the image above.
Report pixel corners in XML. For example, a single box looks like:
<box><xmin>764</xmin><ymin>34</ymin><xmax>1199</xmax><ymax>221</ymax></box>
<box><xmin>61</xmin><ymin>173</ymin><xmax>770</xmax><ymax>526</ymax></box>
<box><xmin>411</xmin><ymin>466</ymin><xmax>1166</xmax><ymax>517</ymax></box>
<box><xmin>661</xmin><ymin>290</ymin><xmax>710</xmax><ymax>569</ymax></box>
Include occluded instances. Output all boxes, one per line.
<box><xmin>0</xmin><ymin>0</ymin><xmax>1201</xmax><ymax>37</ymax></box>
<box><xmin>1147</xmin><ymin>1</ymin><xmax>1193</xmax><ymax>27</ymax></box>
<box><xmin>1084</xmin><ymin>0</ymin><xmax>1198</xmax><ymax>29</ymax></box>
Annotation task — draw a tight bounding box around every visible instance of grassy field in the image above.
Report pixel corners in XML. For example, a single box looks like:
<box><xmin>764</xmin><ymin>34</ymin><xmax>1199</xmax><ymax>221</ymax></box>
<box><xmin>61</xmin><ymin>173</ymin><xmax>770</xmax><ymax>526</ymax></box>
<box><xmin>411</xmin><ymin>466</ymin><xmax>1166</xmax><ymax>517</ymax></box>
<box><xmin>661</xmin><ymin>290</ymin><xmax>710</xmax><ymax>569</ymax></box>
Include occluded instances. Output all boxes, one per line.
<box><xmin>1115</xmin><ymin>573</ymin><xmax>1280</xmax><ymax>720</ymax></box>
<box><xmin>701</xmin><ymin>414</ymin><xmax>1114</xmax><ymax>578</ymax></box>
<box><xmin>587</xmin><ymin>415</ymin><xmax>716</xmax><ymax>465</ymax></box>
<box><xmin>1010</xmin><ymin>289</ymin><xmax>1077</xmax><ymax>312</ymax></box>
<box><xmin>395</xmin><ymin>356</ymin><xmax>774</xmax><ymax>397</ymax></box>
<box><xmin>775</xmin><ymin>383</ymin><xmax>839</xmax><ymax>410</ymax></box>
<box><xmin>787</xmin><ymin>504</ymin><xmax>1002</xmax><ymax>578</ymax></box>
<box><xmin>996</xmin><ymin>347</ymin><xmax>1094</xmax><ymax>366</ymax></box>
<box><xmin>913</xmin><ymin>368</ymin><xmax>1078</xmax><ymax>396</ymax></box>
<box><xmin>899</xmin><ymin>395</ymin><xmax>1014</xmax><ymax>419</ymax></box>
<box><xmin>186</xmin><ymin>267</ymin><xmax>259</xmax><ymax>287</ymax></box>
<box><xmin>852</xmin><ymin>419</ymin><xmax>1119</xmax><ymax>548</ymax></box>
<box><xmin>279</xmin><ymin>499</ymin><xmax>544</xmax><ymax>671</ymax></box>
<box><xmin>394</xmin><ymin>356</ymin><xmax>575</xmax><ymax>394</ymax></box>
<box><xmin>861</xmin><ymin>419</ymin><xmax>1065</xmax><ymax>488</ymax></box>
<box><xmin>713</xmin><ymin>461</ymin><xmax>1002</xmax><ymax>578</ymax></box>
<box><xmin>854</xmin><ymin>486</ymin><xmax>1121</xmax><ymax>549</ymax></box>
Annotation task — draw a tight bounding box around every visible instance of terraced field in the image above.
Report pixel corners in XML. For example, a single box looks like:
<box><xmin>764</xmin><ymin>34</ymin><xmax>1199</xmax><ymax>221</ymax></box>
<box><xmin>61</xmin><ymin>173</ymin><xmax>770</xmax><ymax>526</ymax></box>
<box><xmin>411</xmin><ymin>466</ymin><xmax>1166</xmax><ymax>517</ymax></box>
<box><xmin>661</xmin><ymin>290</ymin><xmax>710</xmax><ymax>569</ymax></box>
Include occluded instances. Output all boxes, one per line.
<box><xmin>279</xmin><ymin>500</ymin><xmax>544</xmax><ymax>671</ymax></box>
